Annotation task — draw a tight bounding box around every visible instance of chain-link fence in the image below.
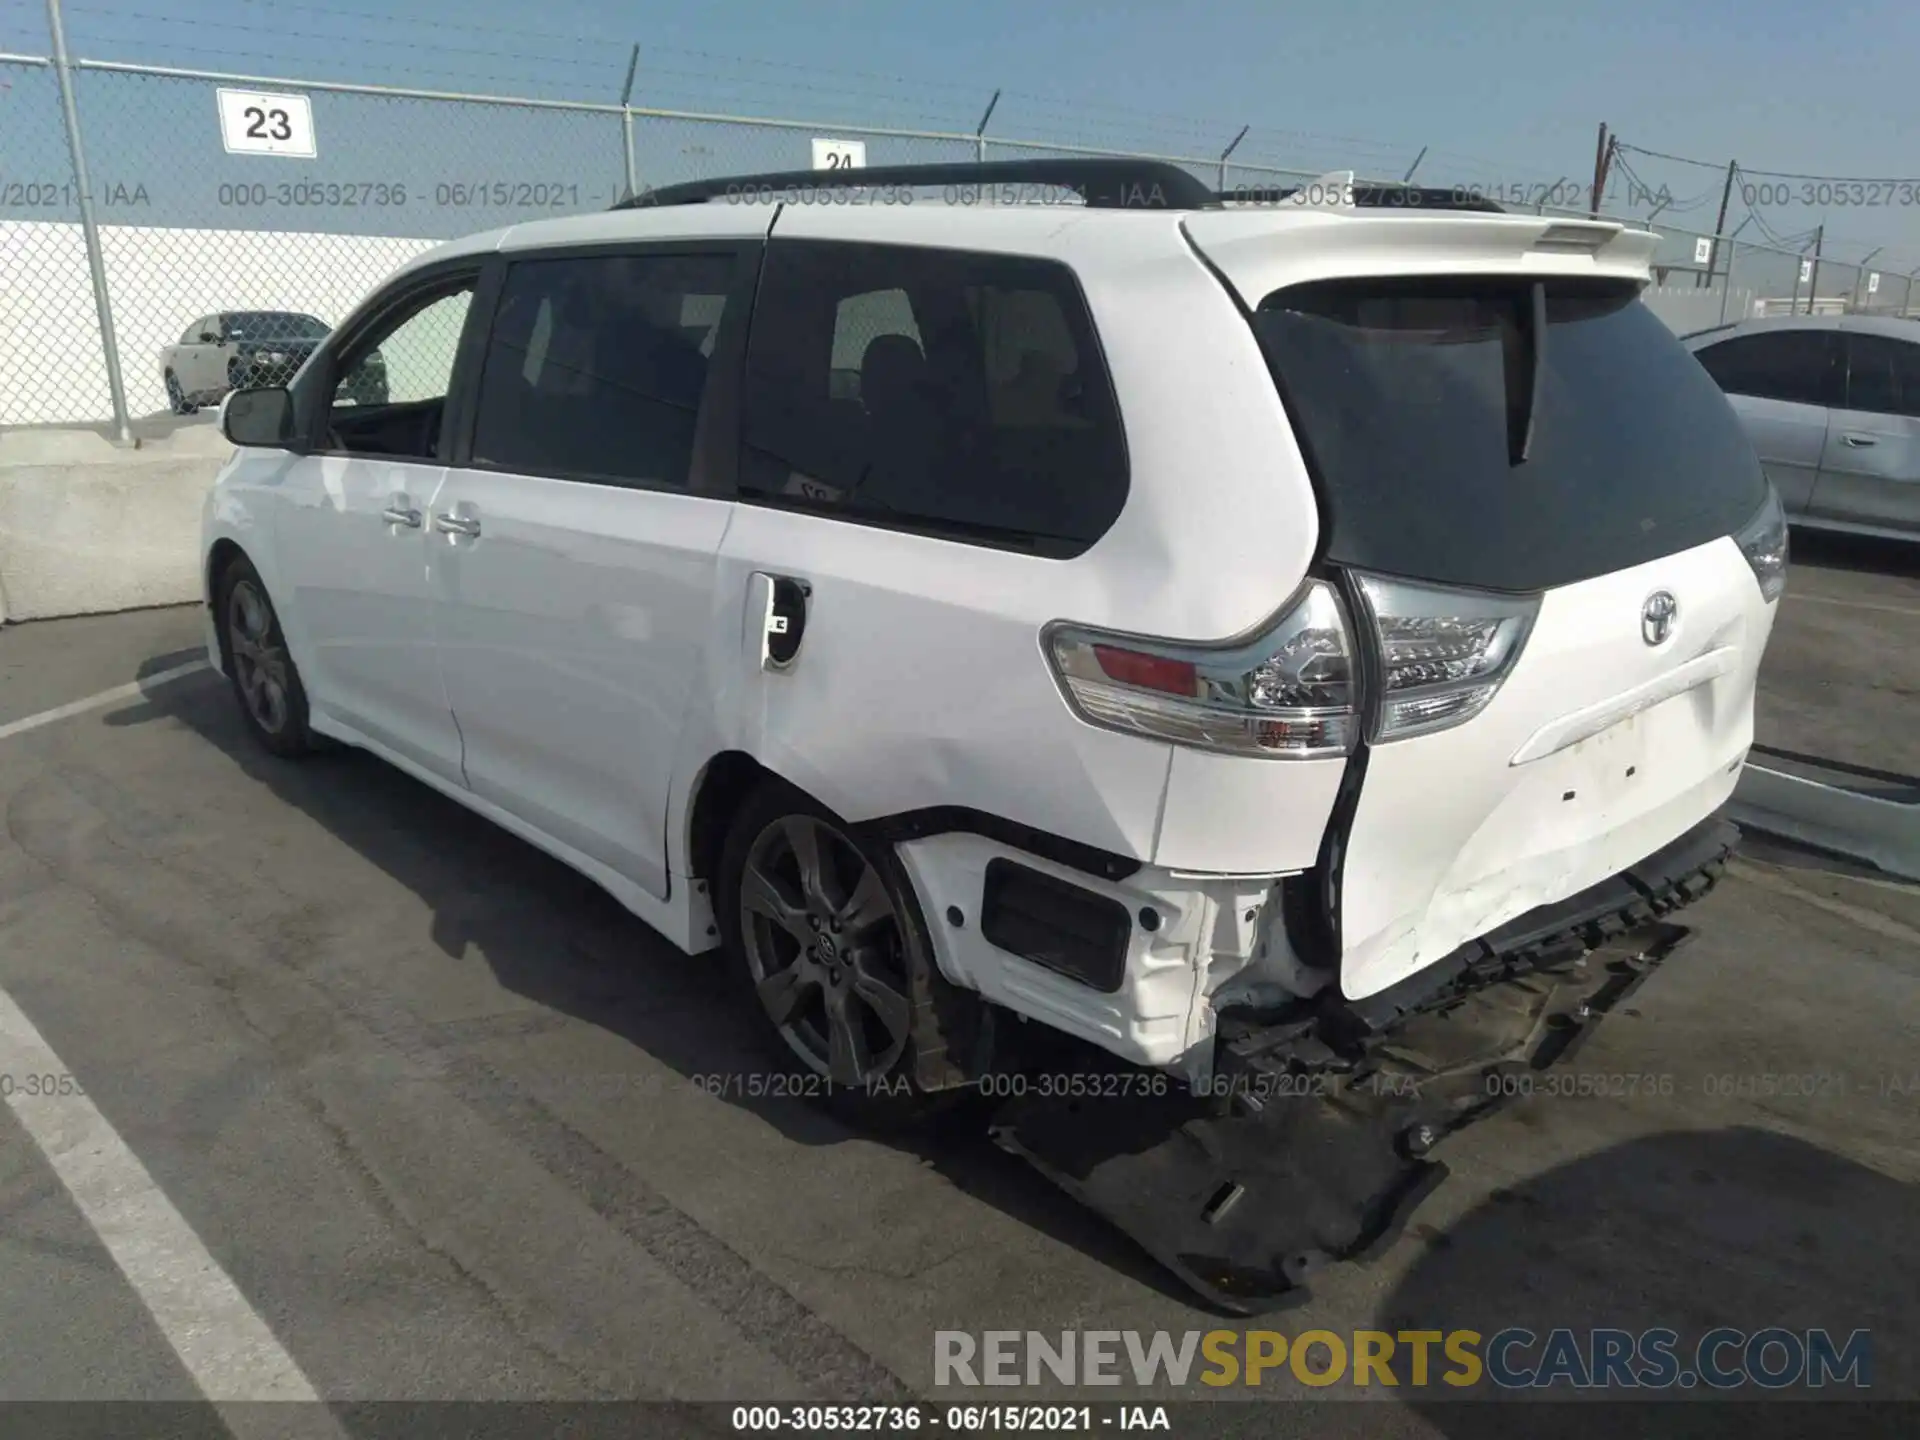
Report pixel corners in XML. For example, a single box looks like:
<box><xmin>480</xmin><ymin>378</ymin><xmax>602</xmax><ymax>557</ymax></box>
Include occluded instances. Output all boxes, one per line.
<box><xmin>4</xmin><ymin>49</ymin><xmax>1916</xmax><ymax>431</ymax></box>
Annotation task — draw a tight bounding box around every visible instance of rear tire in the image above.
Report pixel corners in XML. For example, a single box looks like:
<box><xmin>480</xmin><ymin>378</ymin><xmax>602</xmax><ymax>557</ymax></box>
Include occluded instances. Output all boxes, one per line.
<box><xmin>214</xmin><ymin>555</ymin><xmax>320</xmax><ymax>758</ymax></box>
<box><xmin>716</xmin><ymin>779</ymin><xmax>990</xmax><ymax>1131</ymax></box>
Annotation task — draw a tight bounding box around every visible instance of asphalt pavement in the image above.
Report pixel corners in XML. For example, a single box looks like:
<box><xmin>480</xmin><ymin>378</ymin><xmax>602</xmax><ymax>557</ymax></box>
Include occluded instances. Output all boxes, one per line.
<box><xmin>0</xmin><ymin>552</ymin><xmax>1914</xmax><ymax>1435</ymax></box>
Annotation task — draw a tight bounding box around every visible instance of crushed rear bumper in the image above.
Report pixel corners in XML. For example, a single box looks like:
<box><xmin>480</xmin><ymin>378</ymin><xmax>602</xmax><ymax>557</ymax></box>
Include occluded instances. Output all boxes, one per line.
<box><xmin>991</xmin><ymin>814</ymin><xmax>1738</xmax><ymax>1312</ymax></box>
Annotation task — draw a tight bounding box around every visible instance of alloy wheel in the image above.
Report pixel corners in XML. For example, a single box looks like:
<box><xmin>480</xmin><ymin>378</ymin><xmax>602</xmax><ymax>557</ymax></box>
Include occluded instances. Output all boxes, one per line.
<box><xmin>227</xmin><ymin>579</ymin><xmax>291</xmax><ymax>735</ymax></box>
<box><xmin>738</xmin><ymin>814</ymin><xmax>914</xmax><ymax>1087</ymax></box>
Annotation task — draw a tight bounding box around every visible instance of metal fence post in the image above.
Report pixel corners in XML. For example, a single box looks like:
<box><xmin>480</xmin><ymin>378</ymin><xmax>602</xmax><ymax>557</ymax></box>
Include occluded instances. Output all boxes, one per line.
<box><xmin>974</xmin><ymin>90</ymin><xmax>999</xmax><ymax>164</ymax></box>
<box><xmin>1218</xmin><ymin>125</ymin><xmax>1248</xmax><ymax>194</ymax></box>
<box><xmin>1720</xmin><ymin>240</ymin><xmax>1736</xmax><ymax>325</ymax></box>
<box><xmin>619</xmin><ymin>45</ymin><xmax>639</xmax><ymax>201</ymax></box>
<box><xmin>1806</xmin><ymin>225</ymin><xmax>1823</xmax><ymax>315</ymax></box>
<box><xmin>46</xmin><ymin>0</ymin><xmax>133</xmax><ymax>444</ymax></box>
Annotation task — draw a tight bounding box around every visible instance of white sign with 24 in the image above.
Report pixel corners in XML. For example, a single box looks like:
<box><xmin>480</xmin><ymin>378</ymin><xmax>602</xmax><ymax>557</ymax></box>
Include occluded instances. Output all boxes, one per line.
<box><xmin>810</xmin><ymin>137</ymin><xmax>867</xmax><ymax>171</ymax></box>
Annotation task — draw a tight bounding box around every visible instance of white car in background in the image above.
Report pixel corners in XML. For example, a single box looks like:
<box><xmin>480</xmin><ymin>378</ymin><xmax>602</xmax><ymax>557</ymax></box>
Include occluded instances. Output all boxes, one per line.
<box><xmin>161</xmin><ymin>310</ymin><xmax>381</xmax><ymax>414</ymax></box>
<box><xmin>198</xmin><ymin>161</ymin><xmax>1785</xmax><ymax>1309</ymax></box>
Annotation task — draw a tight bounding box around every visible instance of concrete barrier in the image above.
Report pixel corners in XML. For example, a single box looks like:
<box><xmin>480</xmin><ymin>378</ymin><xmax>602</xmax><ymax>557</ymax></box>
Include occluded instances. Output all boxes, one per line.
<box><xmin>0</xmin><ymin>423</ymin><xmax>231</xmax><ymax>624</ymax></box>
<box><xmin>1732</xmin><ymin>757</ymin><xmax>1920</xmax><ymax>882</ymax></box>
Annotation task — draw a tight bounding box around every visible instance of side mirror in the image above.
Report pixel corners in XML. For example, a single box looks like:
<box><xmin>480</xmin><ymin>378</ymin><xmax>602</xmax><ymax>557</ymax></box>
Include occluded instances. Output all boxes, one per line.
<box><xmin>223</xmin><ymin>387</ymin><xmax>296</xmax><ymax>449</ymax></box>
<box><xmin>199</xmin><ymin>330</ymin><xmax>219</xmax><ymax>343</ymax></box>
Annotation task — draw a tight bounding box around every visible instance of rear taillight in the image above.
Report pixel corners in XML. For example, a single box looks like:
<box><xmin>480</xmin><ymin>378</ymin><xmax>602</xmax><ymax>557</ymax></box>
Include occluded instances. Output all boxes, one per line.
<box><xmin>1352</xmin><ymin>573</ymin><xmax>1538</xmax><ymax>742</ymax></box>
<box><xmin>1045</xmin><ymin>581</ymin><xmax>1356</xmax><ymax>759</ymax></box>
<box><xmin>1734</xmin><ymin>483</ymin><xmax>1788</xmax><ymax>603</ymax></box>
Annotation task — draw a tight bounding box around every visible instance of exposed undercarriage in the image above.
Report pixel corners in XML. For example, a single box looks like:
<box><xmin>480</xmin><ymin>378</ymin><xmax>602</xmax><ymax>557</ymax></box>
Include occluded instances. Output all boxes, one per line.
<box><xmin>990</xmin><ymin>816</ymin><xmax>1737</xmax><ymax>1312</ymax></box>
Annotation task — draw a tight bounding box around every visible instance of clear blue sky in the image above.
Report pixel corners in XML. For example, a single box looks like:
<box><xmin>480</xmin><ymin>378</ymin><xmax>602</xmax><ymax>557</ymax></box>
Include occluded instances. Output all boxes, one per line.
<box><xmin>5</xmin><ymin>0</ymin><xmax>1920</xmax><ymax>271</ymax></box>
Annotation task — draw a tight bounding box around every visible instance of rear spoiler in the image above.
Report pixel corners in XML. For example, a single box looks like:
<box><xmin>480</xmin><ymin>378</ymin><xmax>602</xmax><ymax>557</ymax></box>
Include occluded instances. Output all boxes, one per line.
<box><xmin>1182</xmin><ymin>205</ymin><xmax>1659</xmax><ymax>309</ymax></box>
<box><xmin>1218</xmin><ymin>169</ymin><xmax>1509</xmax><ymax>215</ymax></box>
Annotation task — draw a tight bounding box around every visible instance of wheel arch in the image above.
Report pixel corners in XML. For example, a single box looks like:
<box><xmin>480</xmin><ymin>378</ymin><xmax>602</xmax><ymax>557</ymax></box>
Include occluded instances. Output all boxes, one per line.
<box><xmin>204</xmin><ymin>537</ymin><xmax>249</xmax><ymax>673</ymax></box>
<box><xmin>683</xmin><ymin>748</ymin><xmax>776</xmax><ymax>889</ymax></box>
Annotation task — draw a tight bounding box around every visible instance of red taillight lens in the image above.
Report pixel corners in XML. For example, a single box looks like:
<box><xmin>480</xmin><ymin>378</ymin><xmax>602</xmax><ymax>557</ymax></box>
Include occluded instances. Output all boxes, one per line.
<box><xmin>1045</xmin><ymin>581</ymin><xmax>1357</xmax><ymax>760</ymax></box>
<box><xmin>1092</xmin><ymin>645</ymin><xmax>1198</xmax><ymax>696</ymax></box>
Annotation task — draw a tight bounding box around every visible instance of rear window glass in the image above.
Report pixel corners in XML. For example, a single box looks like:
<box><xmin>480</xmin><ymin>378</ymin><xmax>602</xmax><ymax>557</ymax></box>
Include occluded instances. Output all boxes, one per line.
<box><xmin>1252</xmin><ymin>278</ymin><xmax>1767</xmax><ymax>592</ymax></box>
<box><xmin>739</xmin><ymin>239</ymin><xmax>1128</xmax><ymax>557</ymax></box>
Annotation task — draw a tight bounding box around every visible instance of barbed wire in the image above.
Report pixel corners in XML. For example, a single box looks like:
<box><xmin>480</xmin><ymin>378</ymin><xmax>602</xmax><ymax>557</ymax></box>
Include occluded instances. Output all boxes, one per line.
<box><xmin>19</xmin><ymin>0</ymin><xmax>1920</xmax><ymax>272</ymax></box>
<box><xmin>1618</xmin><ymin>141</ymin><xmax>1920</xmax><ymax>189</ymax></box>
<box><xmin>64</xmin><ymin>0</ymin><xmax>1546</xmax><ymax>179</ymax></box>
<box><xmin>1608</xmin><ymin>151</ymin><xmax>1720</xmax><ymax>216</ymax></box>
<box><xmin>1615</xmin><ymin>142</ymin><xmax>1920</xmax><ymax>269</ymax></box>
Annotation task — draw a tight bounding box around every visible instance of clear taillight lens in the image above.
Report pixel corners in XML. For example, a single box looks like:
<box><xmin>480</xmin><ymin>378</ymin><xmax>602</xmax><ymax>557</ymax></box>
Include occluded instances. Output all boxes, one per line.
<box><xmin>1734</xmin><ymin>483</ymin><xmax>1788</xmax><ymax>603</ymax></box>
<box><xmin>1046</xmin><ymin>581</ymin><xmax>1357</xmax><ymax>759</ymax></box>
<box><xmin>1353</xmin><ymin>574</ymin><xmax>1539</xmax><ymax>743</ymax></box>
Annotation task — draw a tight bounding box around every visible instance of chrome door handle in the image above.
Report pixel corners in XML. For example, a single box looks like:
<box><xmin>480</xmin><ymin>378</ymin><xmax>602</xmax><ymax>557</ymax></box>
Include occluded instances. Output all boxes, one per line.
<box><xmin>1842</xmin><ymin>434</ymin><xmax>1877</xmax><ymax>448</ymax></box>
<box><xmin>434</xmin><ymin>511</ymin><xmax>482</xmax><ymax>537</ymax></box>
<box><xmin>381</xmin><ymin>505</ymin><xmax>422</xmax><ymax>528</ymax></box>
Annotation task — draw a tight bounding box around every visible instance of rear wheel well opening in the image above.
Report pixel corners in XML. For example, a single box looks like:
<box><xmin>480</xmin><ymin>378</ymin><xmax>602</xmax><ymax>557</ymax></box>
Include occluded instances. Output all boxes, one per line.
<box><xmin>686</xmin><ymin>751</ymin><xmax>772</xmax><ymax>885</ymax></box>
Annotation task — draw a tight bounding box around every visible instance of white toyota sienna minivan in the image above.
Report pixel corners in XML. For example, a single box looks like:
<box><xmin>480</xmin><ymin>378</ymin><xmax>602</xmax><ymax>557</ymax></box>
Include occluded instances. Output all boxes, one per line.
<box><xmin>203</xmin><ymin>161</ymin><xmax>1786</xmax><ymax>1308</ymax></box>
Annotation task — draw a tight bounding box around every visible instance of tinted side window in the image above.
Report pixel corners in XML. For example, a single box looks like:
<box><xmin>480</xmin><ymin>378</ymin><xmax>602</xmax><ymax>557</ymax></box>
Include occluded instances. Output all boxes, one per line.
<box><xmin>1844</xmin><ymin>333</ymin><xmax>1920</xmax><ymax>418</ymax></box>
<box><xmin>739</xmin><ymin>240</ymin><xmax>1128</xmax><ymax>556</ymax></box>
<box><xmin>471</xmin><ymin>252</ymin><xmax>733</xmax><ymax>489</ymax></box>
<box><xmin>1695</xmin><ymin>330</ymin><xmax>1841</xmax><ymax>407</ymax></box>
<box><xmin>830</xmin><ymin>289</ymin><xmax>919</xmax><ymax>402</ymax></box>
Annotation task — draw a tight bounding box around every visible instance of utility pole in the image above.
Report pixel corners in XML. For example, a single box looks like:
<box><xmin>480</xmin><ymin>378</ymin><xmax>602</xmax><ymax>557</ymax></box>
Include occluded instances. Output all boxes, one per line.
<box><xmin>47</xmin><ymin>0</ymin><xmax>133</xmax><ymax>445</ymax></box>
<box><xmin>1699</xmin><ymin>159</ymin><xmax>1736</xmax><ymax>289</ymax></box>
<box><xmin>1806</xmin><ymin>225</ymin><xmax>1824</xmax><ymax>314</ymax></box>
<box><xmin>1589</xmin><ymin>123</ymin><xmax>1612</xmax><ymax>218</ymax></box>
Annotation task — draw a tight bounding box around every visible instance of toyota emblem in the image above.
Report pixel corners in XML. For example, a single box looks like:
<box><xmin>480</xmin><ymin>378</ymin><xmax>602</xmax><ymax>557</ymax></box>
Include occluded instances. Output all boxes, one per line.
<box><xmin>1641</xmin><ymin>590</ymin><xmax>1678</xmax><ymax>646</ymax></box>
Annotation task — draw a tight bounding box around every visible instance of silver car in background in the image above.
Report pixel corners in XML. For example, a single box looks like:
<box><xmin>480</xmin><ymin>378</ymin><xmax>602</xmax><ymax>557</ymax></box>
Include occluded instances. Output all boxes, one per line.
<box><xmin>1685</xmin><ymin>313</ymin><xmax>1919</xmax><ymax>542</ymax></box>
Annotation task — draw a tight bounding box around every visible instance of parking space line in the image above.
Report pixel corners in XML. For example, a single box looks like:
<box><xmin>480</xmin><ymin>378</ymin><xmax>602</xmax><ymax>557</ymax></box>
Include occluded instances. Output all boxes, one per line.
<box><xmin>0</xmin><ymin>661</ymin><xmax>209</xmax><ymax>744</ymax></box>
<box><xmin>1732</xmin><ymin>861</ymin><xmax>1920</xmax><ymax>946</ymax></box>
<box><xmin>0</xmin><ymin>984</ymin><xmax>334</xmax><ymax>1413</ymax></box>
<box><xmin>1787</xmin><ymin>593</ymin><xmax>1920</xmax><ymax>619</ymax></box>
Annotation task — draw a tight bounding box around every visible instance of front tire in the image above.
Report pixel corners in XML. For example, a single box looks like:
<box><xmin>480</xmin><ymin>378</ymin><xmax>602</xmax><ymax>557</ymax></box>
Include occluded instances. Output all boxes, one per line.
<box><xmin>716</xmin><ymin>781</ymin><xmax>989</xmax><ymax>1129</ymax></box>
<box><xmin>165</xmin><ymin>370</ymin><xmax>196</xmax><ymax>414</ymax></box>
<box><xmin>215</xmin><ymin>555</ymin><xmax>319</xmax><ymax>757</ymax></box>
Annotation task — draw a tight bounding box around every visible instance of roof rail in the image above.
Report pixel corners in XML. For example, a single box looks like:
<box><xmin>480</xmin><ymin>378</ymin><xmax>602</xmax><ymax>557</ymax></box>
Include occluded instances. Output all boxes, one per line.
<box><xmin>1218</xmin><ymin>179</ymin><xmax>1507</xmax><ymax>214</ymax></box>
<box><xmin>613</xmin><ymin>158</ymin><xmax>1219</xmax><ymax>212</ymax></box>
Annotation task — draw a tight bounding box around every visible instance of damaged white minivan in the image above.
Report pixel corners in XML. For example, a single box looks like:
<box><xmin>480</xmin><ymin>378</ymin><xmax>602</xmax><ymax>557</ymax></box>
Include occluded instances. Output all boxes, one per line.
<box><xmin>202</xmin><ymin>160</ymin><xmax>1785</xmax><ymax>1309</ymax></box>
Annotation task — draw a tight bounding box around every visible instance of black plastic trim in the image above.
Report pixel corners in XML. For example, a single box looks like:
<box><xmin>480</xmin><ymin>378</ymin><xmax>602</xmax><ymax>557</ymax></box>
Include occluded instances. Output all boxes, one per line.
<box><xmin>618</xmin><ymin>158</ymin><xmax>1217</xmax><ymax>211</ymax></box>
<box><xmin>980</xmin><ymin>859</ymin><xmax>1132</xmax><ymax>993</ymax></box>
<box><xmin>441</xmin><ymin>257</ymin><xmax>504</xmax><ymax>469</ymax></box>
<box><xmin>856</xmin><ymin>806</ymin><xmax>1142</xmax><ymax>882</ymax></box>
